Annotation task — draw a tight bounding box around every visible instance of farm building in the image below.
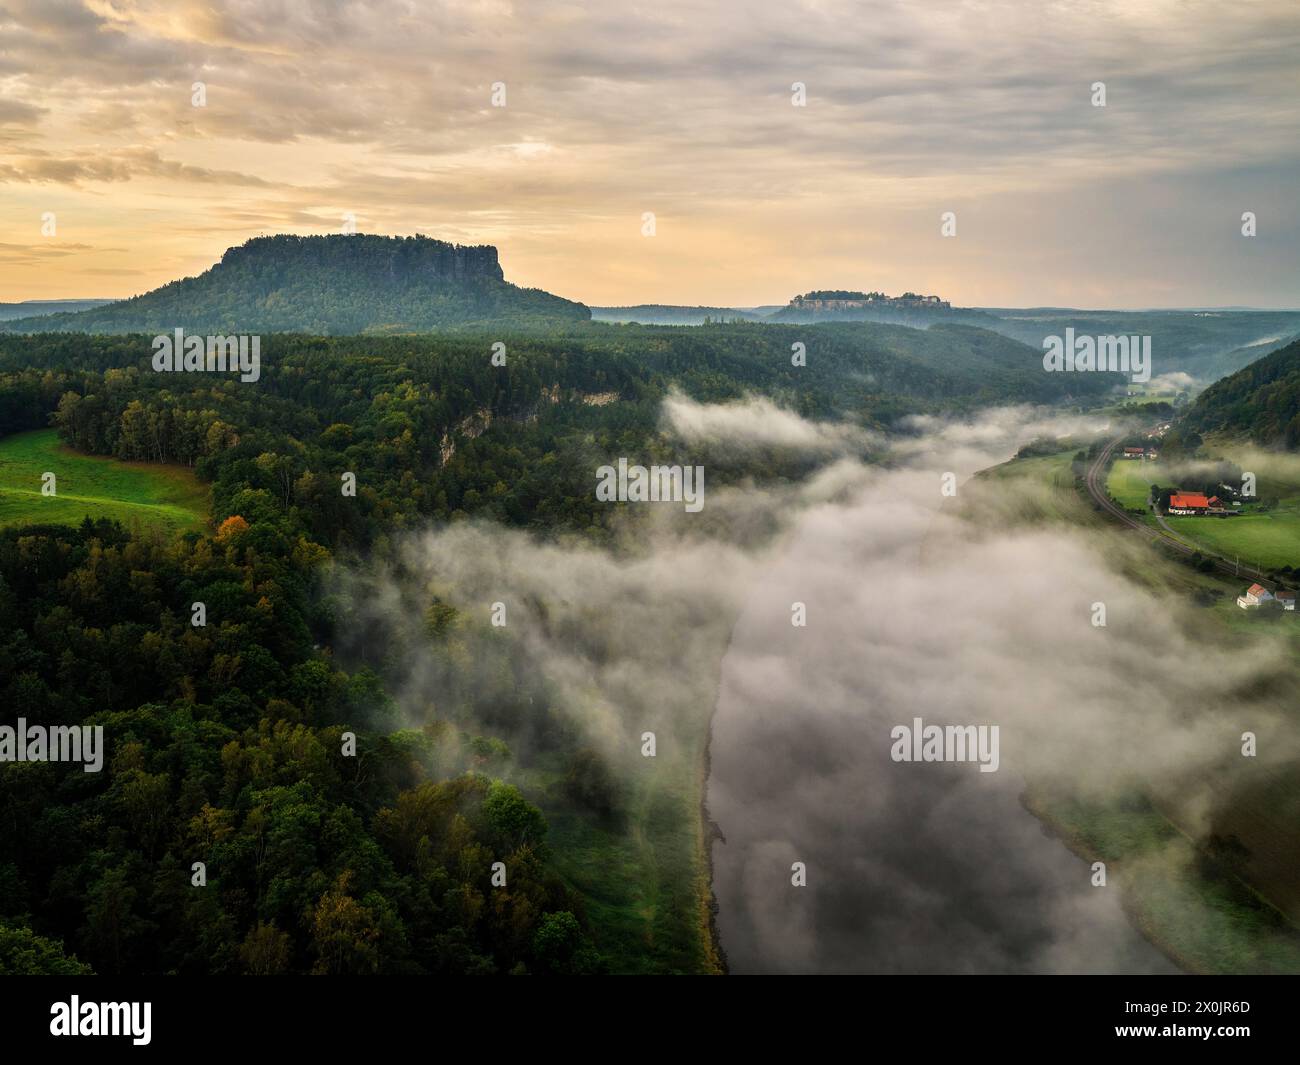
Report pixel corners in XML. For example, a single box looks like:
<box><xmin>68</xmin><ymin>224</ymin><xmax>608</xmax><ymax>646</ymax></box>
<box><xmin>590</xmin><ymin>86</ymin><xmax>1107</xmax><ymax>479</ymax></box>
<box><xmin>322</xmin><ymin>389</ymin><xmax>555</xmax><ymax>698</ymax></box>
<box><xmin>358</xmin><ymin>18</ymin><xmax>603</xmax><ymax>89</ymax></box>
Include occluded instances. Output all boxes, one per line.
<box><xmin>1168</xmin><ymin>493</ymin><xmax>1212</xmax><ymax>514</ymax></box>
<box><xmin>1238</xmin><ymin>584</ymin><xmax>1275</xmax><ymax>609</ymax></box>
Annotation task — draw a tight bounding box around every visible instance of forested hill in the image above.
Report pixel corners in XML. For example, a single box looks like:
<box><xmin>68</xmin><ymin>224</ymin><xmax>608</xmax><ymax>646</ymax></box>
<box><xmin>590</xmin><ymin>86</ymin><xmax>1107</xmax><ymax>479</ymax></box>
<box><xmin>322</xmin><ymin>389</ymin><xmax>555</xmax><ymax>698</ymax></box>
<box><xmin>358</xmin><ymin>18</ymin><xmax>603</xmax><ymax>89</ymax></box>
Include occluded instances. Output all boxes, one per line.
<box><xmin>0</xmin><ymin>319</ymin><xmax>1117</xmax><ymax>452</ymax></box>
<box><xmin>0</xmin><ymin>319</ymin><xmax>1117</xmax><ymax>549</ymax></box>
<box><xmin>1181</xmin><ymin>336</ymin><xmax>1300</xmax><ymax>448</ymax></box>
<box><xmin>0</xmin><ymin>235</ymin><xmax>591</xmax><ymax>335</ymax></box>
<box><xmin>0</xmin><ymin>317</ymin><xmax>1115</xmax><ymax>976</ymax></box>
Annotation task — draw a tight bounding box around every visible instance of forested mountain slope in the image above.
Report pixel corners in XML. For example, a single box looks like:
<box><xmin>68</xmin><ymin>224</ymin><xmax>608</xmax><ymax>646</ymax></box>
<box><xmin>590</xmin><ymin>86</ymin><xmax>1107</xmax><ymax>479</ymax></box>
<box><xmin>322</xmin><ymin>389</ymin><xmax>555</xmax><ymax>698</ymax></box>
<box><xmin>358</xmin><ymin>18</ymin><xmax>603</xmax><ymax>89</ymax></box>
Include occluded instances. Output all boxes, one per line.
<box><xmin>1181</xmin><ymin>336</ymin><xmax>1300</xmax><ymax>448</ymax></box>
<box><xmin>1</xmin><ymin>235</ymin><xmax>590</xmax><ymax>335</ymax></box>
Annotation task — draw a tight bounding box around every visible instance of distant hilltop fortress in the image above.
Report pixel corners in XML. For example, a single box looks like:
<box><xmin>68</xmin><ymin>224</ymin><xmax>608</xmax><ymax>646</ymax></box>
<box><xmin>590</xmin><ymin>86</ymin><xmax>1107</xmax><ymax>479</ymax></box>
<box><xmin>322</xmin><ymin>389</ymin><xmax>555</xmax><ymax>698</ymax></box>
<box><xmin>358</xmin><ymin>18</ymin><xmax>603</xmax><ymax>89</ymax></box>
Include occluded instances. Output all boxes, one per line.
<box><xmin>789</xmin><ymin>289</ymin><xmax>950</xmax><ymax>310</ymax></box>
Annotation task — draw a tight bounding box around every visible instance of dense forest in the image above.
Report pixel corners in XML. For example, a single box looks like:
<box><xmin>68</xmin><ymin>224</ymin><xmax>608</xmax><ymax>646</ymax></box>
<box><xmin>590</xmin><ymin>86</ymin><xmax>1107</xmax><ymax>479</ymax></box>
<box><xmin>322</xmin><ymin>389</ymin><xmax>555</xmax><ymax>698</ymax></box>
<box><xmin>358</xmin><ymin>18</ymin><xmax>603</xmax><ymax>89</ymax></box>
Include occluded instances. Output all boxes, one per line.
<box><xmin>1181</xmin><ymin>336</ymin><xmax>1300</xmax><ymax>448</ymax></box>
<box><xmin>0</xmin><ymin>319</ymin><xmax>1115</xmax><ymax>974</ymax></box>
<box><xmin>0</xmin><ymin>515</ymin><xmax>602</xmax><ymax>975</ymax></box>
<box><xmin>0</xmin><ymin>323</ymin><xmax>1117</xmax><ymax>556</ymax></box>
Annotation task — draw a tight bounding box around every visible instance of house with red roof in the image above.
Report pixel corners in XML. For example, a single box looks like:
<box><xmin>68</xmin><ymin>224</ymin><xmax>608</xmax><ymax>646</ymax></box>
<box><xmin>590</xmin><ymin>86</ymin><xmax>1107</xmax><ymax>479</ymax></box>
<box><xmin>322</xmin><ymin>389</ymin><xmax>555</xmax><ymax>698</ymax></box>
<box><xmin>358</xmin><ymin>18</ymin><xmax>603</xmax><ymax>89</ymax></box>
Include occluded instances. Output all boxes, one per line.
<box><xmin>1168</xmin><ymin>493</ymin><xmax>1212</xmax><ymax>515</ymax></box>
<box><xmin>1238</xmin><ymin>584</ymin><xmax>1275</xmax><ymax>609</ymax></box>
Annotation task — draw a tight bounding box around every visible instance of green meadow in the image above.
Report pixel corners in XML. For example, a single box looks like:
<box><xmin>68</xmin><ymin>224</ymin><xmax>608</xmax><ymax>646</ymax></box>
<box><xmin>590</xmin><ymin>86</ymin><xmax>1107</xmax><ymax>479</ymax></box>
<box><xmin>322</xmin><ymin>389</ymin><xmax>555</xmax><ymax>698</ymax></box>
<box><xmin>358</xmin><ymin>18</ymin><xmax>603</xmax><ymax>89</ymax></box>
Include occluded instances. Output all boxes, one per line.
<box><xmin>1106</xmin><ymin>457</ymin><xmax>1156</xmax><ymax>511</ymax></box>
<box><xmin>1161</xmin><ymin>440</ymin><xmax>1300</xmax><ymax>571</ymax></box>
<box><xmin>1165</xmin><ymin>512</ymin><xmax>1300</xmax><ymax>571</ymax></box>
<box><xmin>0</xmin><ymin>429</ymin><xmax>209</xmax><ymax>535</ymax></box>
<box><xmin>1104</xmin><ymin>457</ymin><xmax>1167</xmax><ymax>533</ymax></box>
<box><xmin>1106</xmin><ymin>441</ymin><xmax>1300</xmax><ymax>570</ymax></box>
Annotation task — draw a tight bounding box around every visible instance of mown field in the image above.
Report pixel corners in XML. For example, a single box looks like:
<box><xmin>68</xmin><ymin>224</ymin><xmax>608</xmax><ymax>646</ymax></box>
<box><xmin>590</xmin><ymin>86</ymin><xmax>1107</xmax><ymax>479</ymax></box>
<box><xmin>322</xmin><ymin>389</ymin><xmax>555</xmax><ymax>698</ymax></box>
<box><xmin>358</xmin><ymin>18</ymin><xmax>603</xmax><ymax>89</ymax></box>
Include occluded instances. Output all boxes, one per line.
<box><xmin>1106</xmin><ymin>457</ymin><xmax>1156</xmax><ymax>510</ymax></box>
<box><xmin>0</xmin><ymin>429</ymin><xmax>209</xmax><ymax>535</ymax></box>
<box><xmin>1166</xmin><ymin>511</ymin><xmax>1300</xmax><ymax>571</ymax></box>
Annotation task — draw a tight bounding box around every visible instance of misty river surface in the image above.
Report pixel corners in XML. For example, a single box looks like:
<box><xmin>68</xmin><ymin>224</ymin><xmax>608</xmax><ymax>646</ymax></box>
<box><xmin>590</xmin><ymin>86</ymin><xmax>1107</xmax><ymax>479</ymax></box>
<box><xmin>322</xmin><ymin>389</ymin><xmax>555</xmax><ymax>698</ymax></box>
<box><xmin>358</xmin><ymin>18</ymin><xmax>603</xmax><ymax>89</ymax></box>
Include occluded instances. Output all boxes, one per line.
<box><xmin>705</xmin><ymin>477</ymin><xmax>1179</xmax><ymax>975</ymax></box>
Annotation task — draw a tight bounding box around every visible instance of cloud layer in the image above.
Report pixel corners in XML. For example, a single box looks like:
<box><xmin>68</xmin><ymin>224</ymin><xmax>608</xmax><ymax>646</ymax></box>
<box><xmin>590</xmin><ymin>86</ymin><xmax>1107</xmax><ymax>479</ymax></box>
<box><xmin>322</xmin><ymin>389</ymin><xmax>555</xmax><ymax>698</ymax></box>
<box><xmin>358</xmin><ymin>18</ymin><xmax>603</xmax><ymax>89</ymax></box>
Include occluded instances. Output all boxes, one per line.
<box><xmin>1</xmin><ymin>0</ymin><xmax>1297</xmax><ymax>305</ymax></box>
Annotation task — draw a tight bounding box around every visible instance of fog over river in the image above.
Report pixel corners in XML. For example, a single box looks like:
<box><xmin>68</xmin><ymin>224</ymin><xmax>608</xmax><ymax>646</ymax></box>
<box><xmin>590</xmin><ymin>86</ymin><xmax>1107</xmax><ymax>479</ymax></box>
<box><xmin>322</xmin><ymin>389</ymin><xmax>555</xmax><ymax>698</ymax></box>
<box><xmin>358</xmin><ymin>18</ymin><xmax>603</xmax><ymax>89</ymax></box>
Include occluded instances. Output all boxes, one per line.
<box><xmin>346</xmin><ymin>394</ymin><xmax>1267</xmax><ymax>973</ymax></box>
<box><xmin>705</xmin><ymin>531</ymin><xmax>1181</xmax><ymax>973</ymax></box>
<box><xmin>704</xmin><ymin>406</ymin><xmax>1186</xmax><ymax>973</ymax></box>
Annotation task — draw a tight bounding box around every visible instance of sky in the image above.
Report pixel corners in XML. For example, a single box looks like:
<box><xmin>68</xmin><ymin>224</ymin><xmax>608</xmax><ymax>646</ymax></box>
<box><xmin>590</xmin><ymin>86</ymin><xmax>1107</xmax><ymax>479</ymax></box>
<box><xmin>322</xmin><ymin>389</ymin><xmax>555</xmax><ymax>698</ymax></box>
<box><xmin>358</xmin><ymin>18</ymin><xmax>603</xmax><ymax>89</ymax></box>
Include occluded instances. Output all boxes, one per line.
<box><xmin>1</xmin><ymin>0</ymin><xmax>1297</xmax><ymax>308</ymax></box>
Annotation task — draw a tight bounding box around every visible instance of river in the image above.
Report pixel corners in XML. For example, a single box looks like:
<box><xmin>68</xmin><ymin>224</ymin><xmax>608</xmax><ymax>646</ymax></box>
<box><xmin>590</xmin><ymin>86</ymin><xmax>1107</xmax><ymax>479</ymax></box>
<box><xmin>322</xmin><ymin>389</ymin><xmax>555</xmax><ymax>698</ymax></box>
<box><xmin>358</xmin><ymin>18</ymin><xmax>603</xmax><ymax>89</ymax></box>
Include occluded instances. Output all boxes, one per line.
<box><xmin>705</xmin><ymin>447</ymin><xmax>1179</xmax><ymax>974</ymax></box>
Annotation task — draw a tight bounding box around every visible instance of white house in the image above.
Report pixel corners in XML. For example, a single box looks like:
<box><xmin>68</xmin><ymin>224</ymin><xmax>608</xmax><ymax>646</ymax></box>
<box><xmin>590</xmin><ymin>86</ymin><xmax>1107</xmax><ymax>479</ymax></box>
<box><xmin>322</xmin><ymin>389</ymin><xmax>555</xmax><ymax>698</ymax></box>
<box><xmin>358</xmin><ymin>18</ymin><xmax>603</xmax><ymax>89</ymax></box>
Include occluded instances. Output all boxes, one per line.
<box><xmin>1237</xmin><ymin>583</ymin><xmax>1275</xmax><ymax>609</ymax></box>
<box><xmin>1277</xmin><ymin>591</ymin><xmax>1296</xmax><ymax>612</ymax></box>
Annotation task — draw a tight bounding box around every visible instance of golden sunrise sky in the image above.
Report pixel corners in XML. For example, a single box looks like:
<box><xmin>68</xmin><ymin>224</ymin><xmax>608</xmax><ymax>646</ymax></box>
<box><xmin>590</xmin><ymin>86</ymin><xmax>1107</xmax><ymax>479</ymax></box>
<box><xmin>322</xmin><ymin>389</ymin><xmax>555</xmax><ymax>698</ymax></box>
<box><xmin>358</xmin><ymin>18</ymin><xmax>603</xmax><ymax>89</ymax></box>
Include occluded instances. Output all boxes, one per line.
<box><xmin>1</xmin><ymin>0</ymin><xmax>1297</xmax><ymax>308</ymax></box>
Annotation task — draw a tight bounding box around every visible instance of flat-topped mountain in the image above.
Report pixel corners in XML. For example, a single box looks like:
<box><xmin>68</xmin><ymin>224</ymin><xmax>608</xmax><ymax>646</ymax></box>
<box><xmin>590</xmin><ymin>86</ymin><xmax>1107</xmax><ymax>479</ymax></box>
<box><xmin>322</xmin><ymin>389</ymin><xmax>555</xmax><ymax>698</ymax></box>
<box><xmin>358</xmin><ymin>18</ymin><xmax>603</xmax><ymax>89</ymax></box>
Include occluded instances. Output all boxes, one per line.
<box><xmin>771</xmin><ymin>288</ymin><xmax>988</xmax><ymax>327</ymax></box>
<box><xmin>1</xmin><ymin>234</ymin><xmax>590</xmax><ymax>335</ymax></box>
<box><xmin>791</xmin><ymin>289</ymin><xmax>950</xmax><ymax>309</ymax></box>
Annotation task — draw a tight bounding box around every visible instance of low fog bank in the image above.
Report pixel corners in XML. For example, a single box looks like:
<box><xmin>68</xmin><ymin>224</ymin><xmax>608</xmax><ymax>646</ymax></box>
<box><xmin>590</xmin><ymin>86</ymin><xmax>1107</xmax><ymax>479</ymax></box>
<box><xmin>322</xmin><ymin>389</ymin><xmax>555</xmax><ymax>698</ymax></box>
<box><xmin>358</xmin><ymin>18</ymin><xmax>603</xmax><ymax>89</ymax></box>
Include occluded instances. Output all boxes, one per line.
<box><xmin>334</xmin><ymin>397</ymin><xmax>1293</xmax><ymax>972</ymax></box>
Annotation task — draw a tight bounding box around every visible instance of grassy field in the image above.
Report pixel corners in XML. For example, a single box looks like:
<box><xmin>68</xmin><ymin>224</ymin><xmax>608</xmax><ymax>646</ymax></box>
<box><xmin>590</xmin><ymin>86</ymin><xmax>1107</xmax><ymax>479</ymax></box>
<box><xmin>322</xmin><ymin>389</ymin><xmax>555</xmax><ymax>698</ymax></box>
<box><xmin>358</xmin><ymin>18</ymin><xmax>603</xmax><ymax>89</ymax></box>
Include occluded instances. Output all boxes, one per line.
<box><xmin>976</xmin><ymin>446</ymin><xmax>1300</xmax><ymax>972</ymax></box>
<box><xmin>1160</xmin><ymin>439</ymin><xmax>1300</xmax><ymax>571</ymax></box>
<box><xmin>1106</xmin><ymin>457</ymin><xmax>1155</xmax><ymax>510</ymax></box>
<box><xmin>1165</xmin><ymin>512</ymin><xmax>1300</xmax><ymax>571</ymax></box>
<box><xmin>1103</xmin><ymin>457</ymin><xmax>1170</xmax><ymax>534</ymax></box>
<box><xmin>957</xmin><ymin>448</ymin><xmax>1102</xmax><ymax>530</ymax></box>
<box><xmin>0</xmin><ymin>429</ymin><xmax>209</xmax><ymax>535</ymax></box>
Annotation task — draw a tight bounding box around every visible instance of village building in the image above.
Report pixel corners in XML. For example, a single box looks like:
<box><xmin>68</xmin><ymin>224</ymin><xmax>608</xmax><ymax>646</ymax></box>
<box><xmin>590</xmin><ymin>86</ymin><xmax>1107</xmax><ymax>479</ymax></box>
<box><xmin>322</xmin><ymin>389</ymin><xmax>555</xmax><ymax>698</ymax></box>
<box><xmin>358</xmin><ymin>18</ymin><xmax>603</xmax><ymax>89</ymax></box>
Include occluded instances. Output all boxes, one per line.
<box><xmin>1168</xmin><ymin>492</ymin><xmax>1212</xmax><ymax>515</ymax></box>
<box><xmin>1167</xmin><ymin>492</ymin><xmax>1233</xmax><ymax>516</ymax></box>
<box><xmin>1277</xmin><ymin>591</ymin><xmax>1297</xmax><ymax>612</ymax></box>
<box><xmin>1237</xmin><ymin>584</ymin><xmax>1275</xmax><ymax>609</ymax></box>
